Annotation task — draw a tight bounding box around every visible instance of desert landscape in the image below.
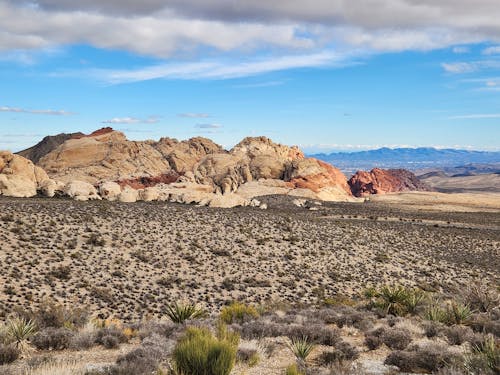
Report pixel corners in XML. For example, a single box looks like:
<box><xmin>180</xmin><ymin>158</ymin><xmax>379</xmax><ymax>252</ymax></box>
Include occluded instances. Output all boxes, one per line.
<box><xmin>1</xmin><ymin>1</ymin><xmax>500</xmax><ymax>374</ymax></box>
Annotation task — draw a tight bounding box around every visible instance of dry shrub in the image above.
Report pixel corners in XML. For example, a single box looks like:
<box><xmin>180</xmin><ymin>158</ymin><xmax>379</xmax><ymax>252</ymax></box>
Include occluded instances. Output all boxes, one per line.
<box><xmin>385</xmin><ymin>343</ymin><xmax>460</xmax><ymax>372</ymax></box>
<box><xmin>0</xmin><ymin>344</ymin><xmax>20</xmax><ymax>365</ymax></box>
<box><xmin>31</xmin><ymin>327</ymin><xmax>74</xmax><ymax>350</ymax></box>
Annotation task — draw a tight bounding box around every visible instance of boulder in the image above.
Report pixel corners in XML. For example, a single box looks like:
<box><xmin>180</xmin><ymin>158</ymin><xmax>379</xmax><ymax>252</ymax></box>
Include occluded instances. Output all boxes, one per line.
<box><xmin>140</xmin><ymin>187</ymin><xmax>160</xmax><ymax>202</ymax></box>
<box><xmin>118</xmin><ymin>187</ymin><xmax>139</xmax><ymax>203</ymax></box>
<box><xmin>39</xmin><ymin>179</ymin><xmax>65</xmax><ymax>197</ymax></box>
<box><xmin>99</xmin><ymin>181</ymin><xmax>122</xmax><ymax>201</ymax></box>
<box><xmin>208</xmin><ymin>193</ymin><xmax>249</xmax><ymax>208</ymax></box>
<box><xmin>64</xmin><ymin>181</ymin><xmax>101</xmax><ymax>201</ymax></box>
<box><xmin>0</xmin><ymin>151</ymin><xmax>50</xmax><ymax>197</ymax></box>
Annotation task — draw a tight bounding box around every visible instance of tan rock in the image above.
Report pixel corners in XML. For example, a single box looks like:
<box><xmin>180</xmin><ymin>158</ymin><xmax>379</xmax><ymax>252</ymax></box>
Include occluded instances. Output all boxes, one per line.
<box><xmin>208</xmin><ymin>193</ymin><xmax>249</xmax><ymax>208</ymax></box>
<box><xmin>39</xmin><ymin>179</ymin><xmax>65</xmax><ymax>197</ymax></box>
<box><xmin>0</xmin><ymin>151</ymin><xmax>50</xmax><ymax>197</ymax></box>
<box><xmin>64</xmin><ymin>181</ymin><xmax>100</xmax><ymax>201</ymax></box>
<box><xmin>118</xmin><ymin>187</ymin><xmax>139</xmax><ymax>203</ymax></box>
<box><xmin>140</xmin><ymin>187</ymin><xmax>160</xmax><ymax>202</ymax></box>
<box><xmin>99</xmin><ymin>181</ymin><xmax>122</xmax><ymax>201</ymax></box>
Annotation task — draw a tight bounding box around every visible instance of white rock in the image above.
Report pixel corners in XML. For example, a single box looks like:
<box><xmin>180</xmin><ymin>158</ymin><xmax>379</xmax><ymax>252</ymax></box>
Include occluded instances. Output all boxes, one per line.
<box><xmin>0</xmin><ymin>175</ymin><xmax>37</xmax><ymax>197</ymax></box>
<box><xmin>99</xmin><ymin>181</ymin><xmax>122</xmax><ymax>201</ymax></box>
<box><xmin>64</xmin><ymin>181</ymin><xmax>101</xmax><ymax>201</ymax></box>
<box><xmin>118</xmin><ymin>187</ymin><xmax>139</xmax><ymax>203</ymax></box>
<box><xmin>140</xmin><ymin>187</ymin><xmax>160</xmax><ymax>201</ymax></box>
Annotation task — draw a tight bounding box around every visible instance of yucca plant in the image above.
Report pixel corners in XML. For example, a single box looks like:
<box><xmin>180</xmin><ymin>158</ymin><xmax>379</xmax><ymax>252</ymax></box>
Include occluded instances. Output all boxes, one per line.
<box><xmin>165</xmin><ymin>302</ymin><xmax>206</xmax><ymax>324</ymax></box>
<box><xmin>6</xmin><ymin>317</ymin><xmax>37</xmax><ymax>348</ymax></box>
<box><xmin>445</xmin><ymin>301</ymin><xmax>473</xmax><ymax>325</ymax></box>
<box><xmin>288</xmin><ymin>337</ymin><xmax>315</xmax><ymax>361</ymax></box>
<box><xmin>376</xmin><ymin>285</ymin><xmax>412</xmax><ymax>316</ymax></box>
<box><xmin>423</xmin><ymin>303</ymin><xmax>448</xmax><ymax>323</ymax></box>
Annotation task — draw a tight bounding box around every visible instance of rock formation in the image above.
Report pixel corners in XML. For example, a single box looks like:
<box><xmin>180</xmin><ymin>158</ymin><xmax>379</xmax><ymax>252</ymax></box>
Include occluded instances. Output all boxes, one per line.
<box><xmin>17</xmin><ymin>132</ymin><xmax>84</xmax><ymax>163</ymax></box>
<box><xmin>348</xmin><ymin>168</ymin><xmax>432</xmax><ymax>197</ymax></box>
<box><xmin>0</xmin><ymin>151</ymin><xmax>51</xmax><ymax>197</ymax></box>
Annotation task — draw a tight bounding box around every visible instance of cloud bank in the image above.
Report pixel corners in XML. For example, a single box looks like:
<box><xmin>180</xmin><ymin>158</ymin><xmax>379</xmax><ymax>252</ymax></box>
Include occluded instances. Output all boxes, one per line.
<box><xmin>0</xmin><ymin>105</ymin><xmax>73</xmax><ymax>115</ymax></box>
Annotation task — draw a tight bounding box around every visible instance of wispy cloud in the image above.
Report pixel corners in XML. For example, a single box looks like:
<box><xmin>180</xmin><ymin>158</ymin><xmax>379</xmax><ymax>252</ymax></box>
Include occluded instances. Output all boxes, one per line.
<box><xmin>449</xmin><ymin>113</ymin><xmax>500</xmax><ymax>119</ymax></box>
<box><xmin>90</xmin><ymin>51</ymin><xmax>352</xmax><ymax>84</ymax></box>
<box><xmin>102</xmin><ymin>116</ymin><xmax>160</xmax><ymax>124</ymax></box>
<box><xmin>0</xmin><ymin>106</ymin><xmax>73</xmax><ymax>115</ymax></box>
<box><xmin>482</xmin><ymin>46</ymin><xmax>500</xmax><ymax>55</ymax></box>
<box><xmin>195</xmin><ymin>123</ymin><xmax>222</xmax><ymax>129</ymax></box>
<box><xmin>232</xmin><ymin>80</ymin><xmax>287</xmax><ymax>88</ymax></box>
<box><xmin>452</xmin><ymin>46</ymin><xmax>470</xmax><ymax>54</ymax></box>
<box><xmin>442</xmin><ymin>60</ymin><xmax>500</xmax><ymax>73</ymax></box>
<box><xmin>178</xmin><ymin>113</ymin><xmax>211</xmax><ymax>118</ymax></box>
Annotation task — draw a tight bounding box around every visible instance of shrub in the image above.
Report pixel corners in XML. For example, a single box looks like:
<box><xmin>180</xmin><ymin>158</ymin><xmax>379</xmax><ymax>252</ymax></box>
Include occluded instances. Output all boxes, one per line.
<box><xmin>27</xmin><ymin>300</ymin><xmax>88</xmax><ymax>329</ymax></box>
<box><xmin>95</xmin><ymin>327</ymin><xmax>128</xmax><ymax>349</ymax></box>
<box><xmin>69</xmin><ymin>331</ymin><xmax>96</xmax><ymax>350</ymax></box>
<box><xmin>220</xmin><ymin>303</ymin><xmax>259</xmax><ymax>324</ymax></box>
<box><xmin>31</xmin><ymin>327</ymin><xmax>74</xmax><ymax>350</ymax></box>
<box><xmin>165</xmin><ymin>302</ymin><xmax>206</xmax><ymax>324</ymax></box>
<box><xmin>464</xmin><ymin>335</ymin><xmax>500</xmax><ymax>374</ymax></box>
<box><xmin>0</xmin><ymin>344</ymin><xmax>20</xmax><ymax>365</ymax></box>
<box><xmin>317</xmin><ymin>340</ymin><xmax>359</xmax><ymax>365</ymax></box>
<box><xmin>236</xmin><ymin>347</ymin><xmax>259</xmax><ymax>367</ymax></box>
<box><xmin>444</xmin><ymin>325</ymin><xmax>473</xmax><ymax>345</ymax></box>
<box><xmin>446</xmin><ymin>301</ymin><xmax>473</xmax><ymax>326</ymax></box>
<box><xmin>172</xmin><ymin>327</ymin><xmax>237</xmax><ymax>375</ymax></box>
<box><xmin>288</xmin><ymin>337</ymin><xmax>315</xmax><ymax>361</ymax></box>
<box><xmin>385</xmin><ymin>344</ymin><xmax>459</xmax><ymax>372</ymax></box>
<box><xmin>463</xmin><ymin>283</ymin><xmax>500</xmax><ymax>313</ymax></box>
<box><xmin>422</xmin><ymin>321</ymin><xmax>444</xmax><ymax>338</ymax></box>
<box><xmin>365</xmin><ymin>327</ymin><xmax>411</xmax><ymax>350</ymax></box>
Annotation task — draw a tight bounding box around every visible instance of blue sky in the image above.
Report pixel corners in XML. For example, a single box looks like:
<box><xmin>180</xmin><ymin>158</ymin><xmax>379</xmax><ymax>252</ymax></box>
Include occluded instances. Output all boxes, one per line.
<box><xmin>1</xmin><ymin>1</ymin><xmax>499</xmax><ymax>153</ymax></box>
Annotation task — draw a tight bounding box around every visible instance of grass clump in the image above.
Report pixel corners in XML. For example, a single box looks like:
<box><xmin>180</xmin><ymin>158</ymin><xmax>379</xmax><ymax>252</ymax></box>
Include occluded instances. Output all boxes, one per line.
<box><xmin>464</xmin><ymin>335</ymin><xmax>500</xmax><ymax>374</ymax></box>
<box><xmin>220</xmin><ymin>302</ymin><xmax>259</xmax><ymax>324</ymax></box>
<box><xmin>165</xmin><ymin>302</ymin><xmax>206</xmax><ymax>324</ymax></box>
<box><xmin>285</xmin><ymin>363</ymin><xmax>305</xmax><ymax>375</ymax></box>
<box><xmin>172</xmin><ymin>327</ymin><xmax>237</xmax><ymax>375</ymax></box>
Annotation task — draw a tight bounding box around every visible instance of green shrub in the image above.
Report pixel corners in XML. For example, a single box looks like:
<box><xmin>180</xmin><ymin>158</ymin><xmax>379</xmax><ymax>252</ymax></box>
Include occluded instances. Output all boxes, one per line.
<box><xmin>165</xmin><ymin>302</ymin><xmax>206</xmax><ymax>324</ymax></box>
<box><xmin>374</xmin><ymin>285</ymin><xmax>425</xmax><ymax>316</ymax></box>
<box><xmin>172</xmin><ymin>327</ymin><xmax>237</xmax><ymax>375</ymax></box>
<box><xmin>464</xmin><ymin>335</ymin><xmax>500</xmax><ymax>374</ymax></box>
<box><xmin>5</xmin><ymin>317</ymin><xmax>37</xmax><ymax>348</ymax></box>
<box><xmin>220</xmin><ymin>302</ymin><xmax>259</xmax><ymax>324</ymax></box>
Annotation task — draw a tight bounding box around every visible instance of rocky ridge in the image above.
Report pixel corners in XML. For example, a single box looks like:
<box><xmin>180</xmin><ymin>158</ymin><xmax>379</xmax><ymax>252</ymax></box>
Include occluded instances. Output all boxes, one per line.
<box><xmin>5</xmin><ymin>129</ymin><xmax>429</xmax><ymax>207</ymax></box>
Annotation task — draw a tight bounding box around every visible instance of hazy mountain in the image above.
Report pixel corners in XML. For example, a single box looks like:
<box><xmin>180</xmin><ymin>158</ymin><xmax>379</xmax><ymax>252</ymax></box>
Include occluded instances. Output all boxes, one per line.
<box><xmin>310</xmin><ymin>147</ymin><xmax>500</xmax><ymax>175</ymax></box>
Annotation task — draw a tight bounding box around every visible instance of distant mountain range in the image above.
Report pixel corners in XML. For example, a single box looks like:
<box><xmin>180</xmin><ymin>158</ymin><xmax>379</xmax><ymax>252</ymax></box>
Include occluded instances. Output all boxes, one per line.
<box><xmin>310</xmin><ymin>147</ymin><xmax>500</xmax><ymax>175</ymax></box>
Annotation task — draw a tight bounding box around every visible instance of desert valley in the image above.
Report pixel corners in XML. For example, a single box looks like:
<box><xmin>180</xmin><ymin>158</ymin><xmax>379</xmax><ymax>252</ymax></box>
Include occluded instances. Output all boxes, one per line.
<box><xmin>0</xmin><ymin>127</ymin><xmax>498</xmax><ymax>375</ymax></box>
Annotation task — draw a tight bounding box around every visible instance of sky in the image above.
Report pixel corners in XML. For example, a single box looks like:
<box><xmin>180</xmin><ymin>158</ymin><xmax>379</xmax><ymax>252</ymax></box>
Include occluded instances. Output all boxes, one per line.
<box><xmin>0</xmin><ymin>0</ymin><xmax>499</xmax><ymax>153</ymax></box>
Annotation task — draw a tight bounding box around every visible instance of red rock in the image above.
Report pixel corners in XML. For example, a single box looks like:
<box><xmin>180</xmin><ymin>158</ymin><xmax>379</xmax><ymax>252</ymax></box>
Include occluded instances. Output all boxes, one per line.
<box><xmin>73</xmin><ymin>127</ymin><xmax>115</xmax><ymax>139</ymax></box>
<box><xmin>117</xmin><ymin>172</ymin><xmax>182</xmax><ymax>189</ymax></box>
<box><xmin>348</xmin><ymin>168</ymin><xmax>431</xmax><ymax>197</ymax></box>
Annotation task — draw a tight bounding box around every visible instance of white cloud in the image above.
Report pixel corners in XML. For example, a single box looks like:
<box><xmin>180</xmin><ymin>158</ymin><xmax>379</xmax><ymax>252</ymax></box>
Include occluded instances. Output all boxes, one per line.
<box><xmin>92</xmin><ymin>51</ymin><xmax>351</xmax><ymax>83</ymax></box>
<box><xmin>452</xmin><ymin>46</ymin><xmax>470</xmax><ymax>54</ymax></box>
<box><xmin>442</xmin><ymin>60</ymin><xmax>500</xmax><ymax>73</ymax></box>
<box><xmin>1</xmin><ymin>1</ymin><xmax>500</xmax><ymax>60</ymax></box>
<box><xmin>195</xmin><ymin>123</ymin><xmax>222</xmax><ymax>129</ymax></box>
<box><xmin>0</xmin><ymin>105</ymin><xmax>73</xmax><ymax>115</ymax></box>
<box><xmin>449</xmin><ymin>113</ymin><xmax>500</xmax><ymax>119</ymax></box>
<box><xmin>482</xmin><ymin>46</ymin><xmax>500</xmax><ymax>55</ymax></box>
<box><xmin>178</xmin><ymin>113</ymin><xmax>210</xmax><ymax>118</ymax></box>
<box><xmin>102</xmin><ymin>116</ymin><xmax>160</xmax><ymax>124</ymax></box>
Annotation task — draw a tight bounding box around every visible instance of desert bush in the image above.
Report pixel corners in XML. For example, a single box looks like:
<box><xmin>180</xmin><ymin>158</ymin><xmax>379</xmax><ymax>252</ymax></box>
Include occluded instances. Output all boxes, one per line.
<box><xmin>237</xmin><ymin>321</ymin><xmax>339</xmax><ymax>346</ymax></box>
<box><xmin>446</xmin><ymin>301</ymin><xmax>473</xmax><ymax>326</ymax></box>
<box><xmin>236</xmin><ymin>346</ymin><xmax>260</xmax><ymax>367</ymax></box>
<box><xmin>25</xmin><ymin>360</ymin><xmax>86</xmax><ymax>375</ymax></box>
<box><xmin>165</xmin><ymin>302</ymin><xmax>206</xmax><ymax>324</ymax></box>
<box><xmin>31</xmin><ymin>327</ymin><xmax>74</xmax><ymax>350</ymax></box>
<box><xmin>463</xmin><ymin>283</ymin><xmax>500</xmax><ymax>313</ymax></box>
<box><xmin>24</xmin><ymin>300</ymin><xmax>88</xmax><ymax>329</ymax></box>
<box><xmin>138</xmin><ymin>321</ymin><xmax>177</xmax><ymax>340</ymax></box>
<box><xmin>365</xmin><ymin>327</ymin><xmax>411</xmax><ymax>350</ymax></box>
<box><xmin>464</xmin><ymin>335</ymin><xmax>500</xmax><ymax>374</ymax></box>
<box><xmin>220</xmin><ymin>302</ymin><xmax>259</xmax><ymax>324</ymax></box>
<box><xmin>444</xmin><ymin>325</ymin><xmax>473</xmax><ymax>345</ymax></box>
<box><xmin>0</xmin><ymin>344</ymin><xmax>20</xmax><ymax>365</ymax></box>
<box><xmin>422</xmin><ymin>321</ymin><xmax>444</xmax><ymax>338</ymax></box>
<box><xmin>317</xmin><ymin>340</ymin><xmax>359</xmax><ymax>365</ymax></box>
<box><xmin>95</xmin><ymin>327</ymin><xmax>128</xmax><ymax>349</ymax></box>
<box><xmin>289</xmin><ymin>337</ymin><xmax>315</xmax><ymax>361</ymax></box>
<box><xmin>172</xmin><ymin>327</ymin><xmax>237</xmax><ymax>375</ymax></box>
<box><xmin>385</xmin><ymin>343</ymin><xmax>459</xmax><ymax>372</ymax></box>
<box><xmin>69</xmin><ymin>331</ymin><xmax>96</xmax><ymax>350</ymax></box>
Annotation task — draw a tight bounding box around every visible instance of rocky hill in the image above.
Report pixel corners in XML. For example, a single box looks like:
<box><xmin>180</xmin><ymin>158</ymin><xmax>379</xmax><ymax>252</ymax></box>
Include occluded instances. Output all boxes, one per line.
<box><xmin>2</xmin><ymin>129</ymin><xmax>433</xmax><ymax>206</ymax></box>
<box><xmin>348</xmin><ymin>168</ymin><xmax>432</xmax><ymax>197</ymax></box>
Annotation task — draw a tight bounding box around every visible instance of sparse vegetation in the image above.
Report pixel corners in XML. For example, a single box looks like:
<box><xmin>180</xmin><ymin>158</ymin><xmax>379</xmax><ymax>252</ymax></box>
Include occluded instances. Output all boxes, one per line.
<box><xmin>165</xmin><ymin>302</ymin><xmax>207</xmax><ymax>324</ymax></box>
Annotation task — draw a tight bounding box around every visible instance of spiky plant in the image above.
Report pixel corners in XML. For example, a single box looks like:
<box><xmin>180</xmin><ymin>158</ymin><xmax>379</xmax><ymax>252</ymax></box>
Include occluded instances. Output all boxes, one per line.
<box><xmin>445</xmin><ymin>301</ymin><xmax>473</xmax><ymax>325</ymax></box>
<box><xmin>6</xmin><ymin>317</ymin><xmax>37</xmax><ymax>348</ymax></box>
<box><xmin>289</xmin><ymin>337</ymin><xmax>315</xmax><ymax>361</ymax></box>
<box><xmin>464</xmin><ymin>335</ymin><xmax>500</xmax><ymax>373</ymax></box>
<box><xmin>165</xmin><ymin>302</ymin><xmax>206</xmax><ymax>324</ymax></box>
<box><xmin>376</xmin><ymin>285</ymin><xmax>412</xmax><ymax>316</ymax></box>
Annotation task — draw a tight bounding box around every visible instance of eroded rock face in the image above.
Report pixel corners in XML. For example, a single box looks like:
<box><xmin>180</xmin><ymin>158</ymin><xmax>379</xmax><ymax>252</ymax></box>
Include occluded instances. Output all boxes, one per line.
<box><xmin>0</xmin><ymin>151</ymin><xmax>50</xmax><ymax>197</ymax></box>
<box><xmin>17</xmin><ymin>132</ymin><xmax>84</xmax><ymax>163</ymax></box>
<box><xmin>348</xmin><ymin>168</ymin><xmax>432</xmax><ymax>197</ymax></box>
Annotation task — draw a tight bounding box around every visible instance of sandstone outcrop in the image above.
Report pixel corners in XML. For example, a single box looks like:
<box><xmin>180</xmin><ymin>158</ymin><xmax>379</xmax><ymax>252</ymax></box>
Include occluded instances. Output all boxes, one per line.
<box><xmin>64</xmin><ymin>181</ymin><xmax>100</xmax><ymax>201</ymax></box>
<box><xmin>0</xmin><ymin>151</ymin><xmax>51</xmax><ymax>197</ymax></box>
<box><xmin>17</xmin><ymin>132</ymin><xmax>84</xmax><ymax>163</ymax></box>
<box><xmin>99</xmin><ymin>181</ymin><xmax>122</xmax><ymax>201</ymax></box>
<box><xmin>348</xmin><ymin>168</ymin><xmax>432</xmax><ymax>197</ymax></box>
